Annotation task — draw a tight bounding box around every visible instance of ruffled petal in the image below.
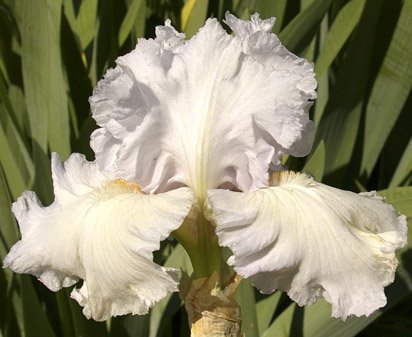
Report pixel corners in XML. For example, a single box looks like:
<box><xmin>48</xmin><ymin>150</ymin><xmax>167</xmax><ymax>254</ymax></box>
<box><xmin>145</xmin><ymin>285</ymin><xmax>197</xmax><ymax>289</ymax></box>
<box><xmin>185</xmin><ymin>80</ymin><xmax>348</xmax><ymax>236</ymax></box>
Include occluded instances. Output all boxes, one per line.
<box><xmin>207</xmin><ymin>171</ymin><xmax>407</xmax><ymax>319</ymax></box>
<box><xmin>3</xmin><ymin>153</ymin><xmax>195</xmax><ymax>321</ymax></box>
<box><xmin>89</xmin><ymin>14</ymin><xmax>316</xmax><ymax>196</ymax></box>
<box><xmin>225</xmin><ymin>12</ymin><xmax>317</xmax><ymax>159</ymax></box>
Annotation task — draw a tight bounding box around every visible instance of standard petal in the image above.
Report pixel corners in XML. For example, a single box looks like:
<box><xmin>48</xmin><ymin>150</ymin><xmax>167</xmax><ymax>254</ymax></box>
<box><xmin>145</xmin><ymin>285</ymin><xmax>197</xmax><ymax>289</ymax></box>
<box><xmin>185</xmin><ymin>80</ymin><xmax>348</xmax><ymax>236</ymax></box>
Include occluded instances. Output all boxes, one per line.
<box><xmin>89</xmin><ymin>14</ymin><xmax>316</xmax><ymax>196</ymax></box>
<box><xmin>3</xmin><ymin>153</ymin><xmax>195</xmax><ymax>321</ymax></box>
<box><xmin>207</xmin><ymin>171</ymin><xmax>407</xmax><ymax>319</ymax></box>
<box><xmin>225</xmin><ymin>12</ymin><xmax>317</xmax><ymax>158</ymax></box>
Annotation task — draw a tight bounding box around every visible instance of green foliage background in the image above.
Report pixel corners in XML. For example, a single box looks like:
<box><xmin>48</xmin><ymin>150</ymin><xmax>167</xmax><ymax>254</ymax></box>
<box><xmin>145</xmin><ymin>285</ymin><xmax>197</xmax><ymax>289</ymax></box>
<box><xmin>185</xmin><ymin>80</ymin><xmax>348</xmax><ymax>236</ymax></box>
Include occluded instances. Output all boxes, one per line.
<box><xmin>0</xmin><ymin>0</ymin><xmax>411</xmax><ymax>336</ymax></box>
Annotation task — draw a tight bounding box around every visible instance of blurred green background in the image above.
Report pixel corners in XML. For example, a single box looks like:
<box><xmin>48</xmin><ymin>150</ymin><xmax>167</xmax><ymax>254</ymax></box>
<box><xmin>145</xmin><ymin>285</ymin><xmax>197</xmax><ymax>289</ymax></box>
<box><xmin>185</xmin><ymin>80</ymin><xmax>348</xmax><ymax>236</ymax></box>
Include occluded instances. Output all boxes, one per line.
<box><xmin>0</xmin><ymin>0</ymin><xmax>411</xmax><ymax>336</ymax></box>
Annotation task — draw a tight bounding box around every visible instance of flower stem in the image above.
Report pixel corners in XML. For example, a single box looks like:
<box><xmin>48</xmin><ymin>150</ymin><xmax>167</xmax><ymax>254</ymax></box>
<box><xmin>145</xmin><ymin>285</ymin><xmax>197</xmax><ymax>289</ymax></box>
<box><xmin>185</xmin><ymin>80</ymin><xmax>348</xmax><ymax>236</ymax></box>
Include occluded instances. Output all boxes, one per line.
<box><xmin>195</xmin><ymin>211</ymin><xmax>221</xmax><ymax>280</ymax></box>
<box><xmin>173</xmin><ymin>197</ymin><xmax>222</xmax><ymax>281</ymax></box>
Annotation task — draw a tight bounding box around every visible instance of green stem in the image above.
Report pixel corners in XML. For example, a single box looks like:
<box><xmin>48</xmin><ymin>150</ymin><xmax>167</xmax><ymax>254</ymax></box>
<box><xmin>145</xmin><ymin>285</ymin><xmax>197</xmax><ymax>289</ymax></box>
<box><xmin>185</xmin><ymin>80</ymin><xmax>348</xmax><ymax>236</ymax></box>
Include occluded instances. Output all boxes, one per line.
<box><xmin>173</xmin><ymin>203</ymin><xmax>222</xmax><ymax>282</ymax></box>
<box><xmin>195</xmin><ymin>212</ymin><xmax>221</xmax><ymax>280</ymax></box>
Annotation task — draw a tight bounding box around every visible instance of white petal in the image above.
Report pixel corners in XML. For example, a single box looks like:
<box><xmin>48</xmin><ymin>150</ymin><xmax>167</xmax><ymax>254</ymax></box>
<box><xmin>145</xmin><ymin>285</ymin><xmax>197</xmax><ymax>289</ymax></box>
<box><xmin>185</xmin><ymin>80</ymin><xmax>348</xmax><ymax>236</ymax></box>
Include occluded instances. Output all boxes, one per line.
<box><xmin>225</xmin><ymin>12</ymin><xmax>317</xmax><ymax>157</ymax></box>
<box><xmin>207</xmin><ymin>171</ymin><xmax>407</xmax><ymax>319</ymax></box>
<box><xmin>3</xmin><ymin>153</ymin><xmax>195</xmax><ymax>321</ymax></box>
<box><xmin>89</xmin><ymin>14</ymin><xmax>316</xmax><ymax>197</ymax></box>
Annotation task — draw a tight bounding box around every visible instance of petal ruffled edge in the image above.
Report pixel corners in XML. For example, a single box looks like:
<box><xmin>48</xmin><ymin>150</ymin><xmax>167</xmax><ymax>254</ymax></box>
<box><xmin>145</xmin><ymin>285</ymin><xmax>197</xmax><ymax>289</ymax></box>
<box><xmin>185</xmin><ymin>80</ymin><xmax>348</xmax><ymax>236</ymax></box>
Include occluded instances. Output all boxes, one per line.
<box><xmin>4</xmin><ymin>153</ymin><xmax>196</xmax><ymax>320</ymax></box>
<box><xmin>207</xmin><ymin>171</ymin><xmax>407</xmax><ymax>319</ymax></box>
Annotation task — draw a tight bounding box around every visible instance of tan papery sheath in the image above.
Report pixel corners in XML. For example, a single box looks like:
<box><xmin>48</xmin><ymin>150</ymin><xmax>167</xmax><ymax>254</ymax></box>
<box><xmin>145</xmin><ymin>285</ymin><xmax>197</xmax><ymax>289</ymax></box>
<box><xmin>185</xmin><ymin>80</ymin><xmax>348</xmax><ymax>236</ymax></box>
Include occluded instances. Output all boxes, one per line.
<box><xmin>182</xmin><ymin>273</ymin><xmax>243</xmax><ymax>337</ymax></box>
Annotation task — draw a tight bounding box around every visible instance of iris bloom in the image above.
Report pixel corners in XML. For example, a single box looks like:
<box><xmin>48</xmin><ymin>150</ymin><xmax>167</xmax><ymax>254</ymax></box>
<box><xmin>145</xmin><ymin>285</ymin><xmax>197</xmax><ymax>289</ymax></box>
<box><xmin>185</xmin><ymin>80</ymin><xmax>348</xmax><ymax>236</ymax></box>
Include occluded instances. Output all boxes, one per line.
<box><xmin>4</xmin><ymin>13</ymin><xmax>407</xmax><ymax>324</ymax></box>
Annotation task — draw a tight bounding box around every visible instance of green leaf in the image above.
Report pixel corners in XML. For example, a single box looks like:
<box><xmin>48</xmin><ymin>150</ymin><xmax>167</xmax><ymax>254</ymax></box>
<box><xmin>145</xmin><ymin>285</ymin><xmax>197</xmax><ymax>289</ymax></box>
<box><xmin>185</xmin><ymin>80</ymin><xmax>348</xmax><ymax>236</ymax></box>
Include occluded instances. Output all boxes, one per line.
<box><xmin>118</xmin><ymin>0</ymin><xmax>143</xmax><ymax>46</ymax></box>
<box><xmin>20</xmin><ymin>276</ymin><xmax>56</xmax><ymax>337</ymax></box>
<box><xmin>132</xmin><ymin>0</ymin><xmax>145</xmax><ymax>39</ymax></box>
<box><xmin>279</xmin><ymin>0</ymin><xmax>332</xmax><ymax>54</ymax></box>
<box><xmin>360</xmin><ymin>0</ymin><xmax>412</xmax><ymax>177</ymax></box>
<box><xmin>389</xmin><ymin>137</ymin><xmax>412</xmax><ymax>188</ymax></box>
<box><xmin>76</xmin><ymin>0</ymin><xmax>98</xmax><ymax>50</ymax></box>
<box><xmin>7</xmin><ymin>84</ymin><xmax>28</xmax><ymax>136</ymax></box>
<box><xmin>0</xmin><ymin>164</ymin><xmax>18</xmax><ymax>252</ymax></box>
<box><xmin>378</xmin><ymin>186</ymin><xmax>412</xmax><ymax>225</ymax></box>
<box><xmin>313</xmin><ymin>18</ymin><xmax>329</xmax><ymax>124</ymax></box>
<box><xmin>110</xmin><ymin>314</ymin><xmax>149</xmax><ymax>337</ymax></box>
<box><xmin>0</xmin><ymin>164</ymin><xmax>21</xmax><ymax>337</ymax></box>
<box><xmin>314</xmin><ymin>0</ymin><xmax>383</xmax><ymax>187</ymax></box>
<box><xmin>236</xmin><ymin>279</ymin><xmax>258</xmax><ymax>337</ymax></box>
<box><xmin>90</xmin><ymin>0</ymin><xmax>118</xmax><ymax>86</ymax></box>
<box><xmin>55</xmin><ymin>291</ymin><xmax>75</xmax><ymax>337</ymax></box>
<box><xmin>302</xmin><ymin>140</ymin><xmax>325</xmax><ymax>181</ymax></box>
<box><xmin>62</xmin><ymin>0</ymin><xmax>77</xmax><ymax>36</ymax></box>
<box><xmin>181</xmin><ymin>0</ymin><xmax>209</xmax><ymax>38</ymax></box>
<box><xmin>60</xmin><ymin>12</ymin><xmax>93</xmax><ymax>130</ymax></box>
<box><xmin>32</xmin><ymin>142</ymin><xmax>53</xmax><ymax>205</ymax></box>
<box><xmin>256</xmin><ymin>291</ymin><xmax>282</xmax><ymax>335</ymax></box>
<box><xmin>0</xmin><ymin>75</ymin><xmax>33</xmax><ymax>190</ymax></box>
<box><xmin>69</xmin><ymin>299</ymin><xmax>108</xmax><ymax>337</ymax></box>
<box><xmin>315</xmin><ymin>0</ymin><xmax>366</xmax><ymax>78</ymax></box>
<box><xmin>149</xmin><ymin>244</ymin><xmax>190</xmax><ymax>337</ymax></box>
<box><xmin>261</xmin><ymin>303</ymin><xmax>296</xmax><ymax>337</ymax></box>
<box><xmin>21</xmin><ymin>0</ymin><xmax>71</xmax><ymax>158</ymax></box>
<box><xmin>0</xmin><ymin>120</ymin><xmax>27</xmax><ymax>198</ymax></box>
<box><xmin>0</xmin><ymin>71</ymin><xmax>23</xmax><ymax>139</ymax></box>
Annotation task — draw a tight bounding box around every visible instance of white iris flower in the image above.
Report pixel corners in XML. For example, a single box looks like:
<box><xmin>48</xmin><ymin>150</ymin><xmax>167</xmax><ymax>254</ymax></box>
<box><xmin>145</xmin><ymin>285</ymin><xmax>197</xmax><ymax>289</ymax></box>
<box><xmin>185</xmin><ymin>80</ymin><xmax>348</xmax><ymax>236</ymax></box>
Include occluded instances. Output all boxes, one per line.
<box><xmin>4</xmin><ymin>13</ymin><xmax>407</xmax><ymax>322</ymax></box>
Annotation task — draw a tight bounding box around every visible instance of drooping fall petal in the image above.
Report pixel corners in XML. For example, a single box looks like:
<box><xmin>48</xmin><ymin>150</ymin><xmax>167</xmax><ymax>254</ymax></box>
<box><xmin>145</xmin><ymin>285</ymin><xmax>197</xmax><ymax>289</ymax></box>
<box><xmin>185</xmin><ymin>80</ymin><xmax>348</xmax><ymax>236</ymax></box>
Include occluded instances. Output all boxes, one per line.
<box><xmin>207</xmin><ymin>171</ymin><xmax>407</xmax><ymax>319</ymax></box>
<box><xmin>4</xmin><ymin>153</ymin><xmax>195</xmax><ymax>321</ymax></box>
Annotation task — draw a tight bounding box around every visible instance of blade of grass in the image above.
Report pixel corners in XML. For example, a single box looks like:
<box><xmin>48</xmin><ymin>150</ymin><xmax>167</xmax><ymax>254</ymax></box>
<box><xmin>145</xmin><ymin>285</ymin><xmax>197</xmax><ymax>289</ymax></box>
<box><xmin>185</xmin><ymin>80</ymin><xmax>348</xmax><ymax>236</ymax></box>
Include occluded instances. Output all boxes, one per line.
<box><xmin>20</xmin><ymin>276</ymin><xmax>56</xmax><ymax>337</ymax></box>
<box><xmin>0</xmin><ymin>164</ymin><xmax>18</xmax><ymax>252</ymax></box>
<box><xmin>0</xmin><ymin>105</ymin><xmax>32</xmax><ymax>190</ymax></box>
<box><xmin>0</xmin><ymin>165</ymin><xmax>20</xmax><ymax>337</ymax></box>
<box><xmin>315</xmin><ymin>0</ymin><xmax>366</xmax><ymax>78</ymax></box>
<box><xmin>21</xmin><ymin>0</ymin><xmax>71</xmax><ymax>158</ymax></box>
<box><xmin>360</xmin><ymin>0</ymin><xmax>412</xmax><ymax>177</ymax></box>
<box><xmin>110</xmin><ymin>314</ymin><xmax>149</xmax><ymax>337</ymax></box>
<box><xmin>32</xmin><ymin>142</ymin><xmax>53</xmax><ymax>205</ymax></box>
<box><xmin>389</xmin><ymin>137</ymin><xmax>412</xmax><ymax>188</ymax></box>
<box><xmin>118</xmin><ymin>0</ymin><xmax>143</xmax><ymax>46</ymax></box>
<box><xmin>315</xmin><ymin>0</ymin><xmax>383</xmax><ymax>187</ymax></box>
<box><xmin>256</xmin><ymin>291</ymin><xmax>282</xmax><ymax>335</ymax></box>
<box><xmin>68</xmin><ymin>299</ymin><xmax>109</xmax><ymax>337</ymax></box>
<box><xmin>76</xmin><ymin>0</ymin><xmax>98</xmax><ymax>51</ymax></box>
<box><xmin>55</xmin><ymin>291</ymin><xmax>75</xmax><ymax>337</ymax></box>
<box><xmin>62</xmin><ymin>0</ymin><xmax>77</xmax><ymax>36</ymax></box>
<box><xmin>302</xmin><ymin>140</ymin><xmax>325</xmax><ymax>181</ymax></box>
<box><xmin>236</xmin><ymin>279</ymin><xmax>258</xmax><ymax>337</ymax></box>
<box><xmin>61</xmin><ymin>13</ymin><xmax>93</xmax><ymax>129</ymax></box>
<box><xmin>379</xmin><ymin>186</ymin><xmax>412</xmax><ymax>219</ymax></box>
<box><xmin>299</xmin><ymin>0</ymin><xmax>318</xmax><ymax>61</ymax></box>
<box><xmin>181</xmin><ymin>0</ymin><xmax>195</xmax><ymax>31</ymax></box>
<box><xmin>0</xmin><ymin>72</ymin><xmax>33</xmax><ymax>186</ymax></box>
<box><xmin>261</xmin><ymin>303</ymin><xmax>295</xmax><ymax>337</ymax></box>
<box><xmin>0</xmin><ymin>72</ymin><xmax>24</xmax><ymax>140</ymax></box>
<box><xmin>0</xmin><ymin>269</ymin><xmax>21</xmax><ymax>337</ymax></box>
<box><xmin>279</xmin><ymin>0</ymin><xmax>331</xmax><ymax>54</ymax></box>
<box><xmin>0</xmin><ymin>120</ymin><xmax>27</xmax><ymax>198</ymax></box>
<box><xmin>131</xmin><ymin>0</ymin><xmax>145</xmax><ymax>40</ymax></box>
<box><xmin>313</xmin><ymin>16</ymin><xmax>329</xmax><ymax>124</ymax></box>
<box><xmin>90</xmin><ymin>0</ymin><xmax>117</xmax><ymax>86</ymax></box>
<box><xmin>149</xmin><ymin>244</ymin><xmax>191</xmax><ymax>337</ymax></box>
<box><xmin>181</xmin><ymin>0</ymin><xmax>209</xmax><ymax>38</ymax></box>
